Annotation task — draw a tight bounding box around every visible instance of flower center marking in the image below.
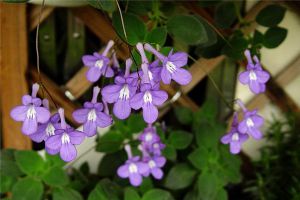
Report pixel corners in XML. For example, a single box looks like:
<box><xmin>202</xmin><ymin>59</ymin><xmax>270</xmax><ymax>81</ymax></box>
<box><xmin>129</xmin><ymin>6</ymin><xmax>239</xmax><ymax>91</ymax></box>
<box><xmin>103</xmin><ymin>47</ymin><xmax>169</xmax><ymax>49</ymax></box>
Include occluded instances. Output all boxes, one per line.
<box><xmin>129</xmin><ymin>163</ymin><xmax>138</xmax><ymax>173</ymax></box>
<box><xmin>145</xmin><ymin>133</ymin><xmax>153</xmax><ymax>142</ymax></box>
<box><xmin>26</xmin><ymin>106</ymin><xmax>36</xmax><ymax>119</ymax></box>
<box><xmin>249</xmin><ymin>70</ymin><xmax>257</xmax><ymax>80</ymax></box>
<box><xmin>246</xmin><ymin>118</ymin><xmax>254</xmax><ymax>127</ymax></box>
<box><xmin>148</xmin><ymin>71</ymin><xmax>153</xmax><ymax>80</ymax></box>
<box><xmin>119</xmin><ymin>84</ymin><xmax>130</xmax><ymax>100</ymax></box>
<box><xmin>232</xmin><ymin>133</ymin><xmax>239</xmax><ymax>141</ymax></box>
<box><xmin>143</xmin><ymin>91</ymin><xmax>152</xmax><ymax>103</ymax></box>
<box><xmin>46</xmin><ymin>123</ymin><xmax>55</xmax><ymax>136</ymax></box>
<box><xmin>61</xmin><ymin>133</ymin><xmax>70</xmax><ymax>144</ymax></box>
<box><xmin>148</xmin><ymin>160</ymin><xmax>156</xmax><ymax>168</ymax></box>
<box><xmin>166</xmin><ymin>61</ymin><xmax>177</xmax><ymax>73</ymax></box>
<box><xmin>88</xmin><ymin>109</ymin><xmax>97</xmax><ymax>121</ymax></box>
<box><xmin>95</xmin><ymin>60</ymin><xmax>104</xmax><ymax>69</ymax></box>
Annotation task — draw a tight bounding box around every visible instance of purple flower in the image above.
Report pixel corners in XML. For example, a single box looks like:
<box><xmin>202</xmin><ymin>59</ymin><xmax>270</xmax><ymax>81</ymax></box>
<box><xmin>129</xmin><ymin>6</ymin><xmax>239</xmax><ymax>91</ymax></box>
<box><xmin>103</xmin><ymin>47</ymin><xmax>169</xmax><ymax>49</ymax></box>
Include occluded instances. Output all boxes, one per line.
<box><xmin>139</xmin><ymin>125</ymin><xmax>161</xmax><ymax>150</ymax></box>
<box><xmin>221</xmin><ymin>112</ymin><xmax>249</xmax><ymax>154</ymax></box>
<box><xmin>73</xmin><ymin>86</ymin><xmax>112</xmax><ymax>137</ymax></box>
<box><xmin>142</xmin><ymin>156</ymin><xmax>166</xmax><ymax>180</ymax></box>
<box><xmin>10</xmin><ymin>83</ymin><xmax>50</xmax><ymax>135</ymax></box>
<box><xmin>151</xmin><ymin>141</ymin><xmax>166</xmax><ymax>156</ymax></box>
<box><xmin>45</xmin><ymin>108</ymin><xmax>85</xmax><ymax>162</ymax></box>
<box><xmin>236</xmin><ymin>99</ymin><xmax>264</xmax><ymax>140</ymax></box>
<box><xmin>238</xmin><ymin>50</ymin><xmax>270</xmax><ymax>94</ymax></box>
<box><xmin>82</xmin><ymin>40</ymin><xmax>115</xmax><ymax>82</ymax></box>
<box><xmin>144</xmin><ymin>43</ymin><xmax>191</xmax><ymax>85</ymax></box>
<box><xmin>30</xmin><ymin>99</ymin><xmax>60</xmax><ymax>142</ymax></box>
<box><xmin>117</xmin><ymin>145</ymin><xmax>149</xmax><ymax>186</ymax></box>
<box><xmin>130</xmin><ymin>83</ymin><xmax>168</xmax><ymax>124</ymax></box>
<box><xmin>101</xmin><ymin>59</ymin><xmax>137</xmax><ymax>120</ymax></box>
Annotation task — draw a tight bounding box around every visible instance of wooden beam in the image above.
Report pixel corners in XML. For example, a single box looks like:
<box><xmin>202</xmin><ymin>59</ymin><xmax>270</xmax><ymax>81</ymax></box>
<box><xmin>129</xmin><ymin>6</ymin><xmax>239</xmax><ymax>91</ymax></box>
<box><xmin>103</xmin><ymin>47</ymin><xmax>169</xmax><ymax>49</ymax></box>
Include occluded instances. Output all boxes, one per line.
<box><xmin>29</xmin><ymin>5</ymin><xmax>55</xmax><ymax>31</ymax></box>
<box><xmin>29</xmin><ymin>68</ymin><xmax>80</xmax><ymax>125</ymax></box>
<box><xmin>71</xmin><ymin>6</ymin><xmax>129</xmax><ymax>59</ymax></box>
<box><xmin>0</xmin><ymin>3</ymin><xmax>31</xmax><ymax>149</ymax></box>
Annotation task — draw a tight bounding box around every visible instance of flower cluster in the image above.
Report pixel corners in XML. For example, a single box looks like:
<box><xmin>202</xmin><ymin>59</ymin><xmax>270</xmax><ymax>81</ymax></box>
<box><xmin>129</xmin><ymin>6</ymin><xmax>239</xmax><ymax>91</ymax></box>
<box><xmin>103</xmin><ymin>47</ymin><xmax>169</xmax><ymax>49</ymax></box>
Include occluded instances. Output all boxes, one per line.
<box><xmin>221</xmin><ymin>50</ymin><xmax>270</xmax><ymax>154</ymax></box>
<box><xmin>10</xmin><ymin>40</ymin><xmax>191</xmax><ymax>185</ymax></box>
<box><xmin>117</xmin><ymin>125</ymin><xmax>166</xmax><ymax>186</ymax></box>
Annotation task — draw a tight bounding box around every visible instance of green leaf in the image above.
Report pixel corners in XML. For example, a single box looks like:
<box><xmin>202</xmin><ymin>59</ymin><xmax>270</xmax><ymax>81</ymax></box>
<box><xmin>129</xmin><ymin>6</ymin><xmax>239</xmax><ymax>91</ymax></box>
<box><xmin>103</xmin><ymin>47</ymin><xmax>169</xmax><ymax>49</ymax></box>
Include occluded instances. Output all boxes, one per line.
<box><xmin>195</xmin><ymin>36</ymin><xmax>225</xmax><ymax>58</ymax></box>
<box><xmin>263</xmin><ymin>27</ymin><xmax>287</xmax><ymax>48</ymax></box>
<box><xmin>127</xmin><ymin>114</ymin><xmax>146</xmax><ymax>134</ymax></box>
<box><xmin>14</xmin><ymin>150</ymin><xmax>45</xmax><ymax>176</ymax></box>
<box><xmin>124</xmin><ymin>187</ymin><xmax>141</xmax><ymax>200</ymax></box>
<box><xmin>256</xmin><ymin>5</ymin><xmax>286</xmax><ymax>27</ymax></box>
<box><xmin>0</xmin><ymin>173</ymin><xmax>16</xmax><ymax>193</ymax></box>
<box><xmin>45</xmin><ymin>153</ymin><xmax>65</xmax><ymax>168</ymax></box>
<box><xmin>138</xmin><ymin>177</ymin><xmax>153</xmax><ymax>195</ymax></box>
<box><xmin>145</xmin><ymin>27</ymin><xmax>167</xmax><ymax>47</ymax></box>
<box><xmin>96</xmin><ymin>131</ymin><xmax>125</xmax><ymax>153</ymax></box>
<box><xmin>252</xmin><ymin>30</ymin><xmax>264</xmax><ymax>46</ymax></box>
<box><xmin>195</xmin><ymin>16</ymin><xmax>218</xmax><ymax>48</ymax></box>
<box><xmin>188</xmin><ymin>147</ymin><xmax>208</xmax><ymax>170</ymax></box>
<box><xmin>164</xmin><ymin>163</ymin><xmax>197</xmax><ymax>190</ymax></box>
<box><xmin>197</xmin><ymin>172</ymin><xmax>219</xmax><ymax>199</ymax></box>
<box><xmin>168</xmin><ymin>130</ymin><xmax>193</xmax><ymax>150</ymax></box>
<box><xmin>174</xmin><ymin>107</ymin><xmax>193</xmax><ymax>125</ymax></box>
<box><xmin>88</xmin><ymin>179</ymin><xmax>121</xmax><ymax>200</ymax></box>
<box><xmin>214</xmin><ymin>2</ymin><xmax>236</xmax><ymax>28</ymax></box>
<box><xmin>112</xmin><ymin>12</ymin><xmax>146</xmax><ymax>45</ymax></box>
<box><xmin>12</xmin><ymin>177</ymin><xmax>43</xmax><ymax>200</ymax></box>
<box><xmin>222</xmin><ymin>33</ymin><xmax>248</xmax><ymax>60</ymax></box>
<box><xmin>53</xmin><ymin>187</ymin><xmax>83</xmax><ymax>200</ymax></box>
<box><xmin>162</xmin><ymin>145</ymin><xmax>177</xmax><ymax>161</ymax></box>
<box><xmin>142</xmin><ymin>189</ymin><xmax>174</xmax><ymax>200</ymax></box>
<box><xmin>0</xmin><ymin>149</ymin><xmax>23</xmax><ymax>177</ymax></box>
<box><xmin>42</xmin><ymin>166</ymin><xmax>69</xmax><ymax>187</ymax></box>
<box><xmin>167</xmin><ymin>15</ymin><xmax>208</xmax><ymax>45</ymax></box>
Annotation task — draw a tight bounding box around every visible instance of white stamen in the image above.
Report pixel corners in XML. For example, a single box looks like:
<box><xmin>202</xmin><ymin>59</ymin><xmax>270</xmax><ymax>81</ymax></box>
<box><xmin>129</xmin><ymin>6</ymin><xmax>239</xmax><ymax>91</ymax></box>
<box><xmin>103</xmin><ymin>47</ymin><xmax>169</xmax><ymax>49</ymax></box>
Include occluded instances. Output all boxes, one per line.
<box><xmin>87</xmin><ymin>109</ymin><xmax>97</xmax><ymax>121</ymax></box>
<box><xmin>249</xmin><ymin>70</ymin><xmax>257</xmax><ymax>80</ymax></box>
<box><xmin>119</xmin><ymin>84</ymin><xmax>130</xmax><ymax>100</ymax></box>
<box><xmin>148</xmin><ymin>71</ymin><xmax>153</xmax><ymax>80</ymax></box>
<box><xmin>95</xmin><ymin>60</ymin><xmax>104</xmax><ymax>69</ymax></box>
<box><xmin>232</xmin><ymin>133</ymin><xmax>239</xmax><ymax>141</ymax></box>
<box><xmin>129</xmin><ymin>163</ymin><xmax>138</xmax><ymax>173</ymax></box>
<box><xmin>61</xmin><ymin>133</ymin><xmax>70</xmax><ymax>144</ymax></box>
<box><xmin>246</xmin><ymin>118</ymin><xmax>254</xmax><ymax>127</ymax></box>
<box><xmin>143</xmin><ymin>91</ymin><xmax>152</xmax><ymax>103</ymax></box>
<box><xmin>26</xmin><ymin>106</ymin><xmax>36</xmax><ymax>119</ymax></box>
<box><xmin>148</xmin><ymin>160</ymin><xmax>156</xmax><ymax>168</ymax></box>
<box><xmin>153</xmin><ymin>143</ymin><xmax>159</xmax><ymax>149</ymax></box>
<box><xmin>166</xmin><ymin>61</ymin><xmax>177</xmax><ymax>73</ymax></box>
<box><xmin>46</xmin><ymin>123</ymin><xmax>55</xmax><ymax>136</ymax></box>
<box><xmin>145</xmin><ymin>133</ymin><xmax>153</xmax><ymax>142</ymax></box>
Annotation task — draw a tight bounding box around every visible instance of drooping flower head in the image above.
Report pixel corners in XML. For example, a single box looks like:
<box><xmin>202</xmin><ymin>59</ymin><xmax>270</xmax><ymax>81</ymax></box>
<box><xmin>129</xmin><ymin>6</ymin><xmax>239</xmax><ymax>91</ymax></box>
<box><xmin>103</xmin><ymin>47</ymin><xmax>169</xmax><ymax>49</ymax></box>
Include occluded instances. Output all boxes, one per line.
<box><xmin>238</xmin><ymin>50</ymin><xmax>270</xmax><ymax>94</ymax></box>
<box><xmin>45</xmin><ymin>108</ymin><xmax>85</xmax><ymax>162</ymax></box>
<box><xmin>236</xmin><ymin>99</ymin><xmax>264</xmax><ymax>140</ymax></box>
<box><xmin>73</xmin><ymin>86</ymin><xmax>112</xmax><ymax>137</ymax></box>
<box><xmin>141</xmin><ymin>154</ymin><xmax>166</xmax><ymax>180</ymax></box>
<box><xmin>220</xmin><ymin>112</ymin><xmax>249</xmax><ymax>154</ymax></box>
<box><xmin>82</xmin><ymin>40</ymin><xmax>115</xmax><ymax>82</ymax></box>
<box><xmin>10</xmin><ymin>83</ymin><xmax>50</xmax><ymax>135</ymax></box>
<box><xmin>102</xmin><ymin>59</ymin><xmax>138</xmax><ymax>119</ymax></box>
<box><xmin>30</xmin><ymin>99</ymin><xmax>60</xmax><ymax>142</ymax></box>
<box><xmin>144</xmin><ymin>43</ymin><xmax>191</xmax><ymax>85</ymax></box>
<box><xmin>117</xmin><ymin>144</ymin><xmax>149</xmax><ymax>186</ymax></box>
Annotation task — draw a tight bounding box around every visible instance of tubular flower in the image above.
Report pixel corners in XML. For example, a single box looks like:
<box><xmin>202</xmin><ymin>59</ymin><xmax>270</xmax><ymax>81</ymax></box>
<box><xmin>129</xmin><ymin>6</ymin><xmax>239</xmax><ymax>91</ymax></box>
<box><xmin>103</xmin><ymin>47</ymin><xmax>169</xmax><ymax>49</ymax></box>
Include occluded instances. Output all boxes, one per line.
<box><xmin>10</xmin><ymin>83</ymin><xmax>50</xmax><ymax>135</ymax></box>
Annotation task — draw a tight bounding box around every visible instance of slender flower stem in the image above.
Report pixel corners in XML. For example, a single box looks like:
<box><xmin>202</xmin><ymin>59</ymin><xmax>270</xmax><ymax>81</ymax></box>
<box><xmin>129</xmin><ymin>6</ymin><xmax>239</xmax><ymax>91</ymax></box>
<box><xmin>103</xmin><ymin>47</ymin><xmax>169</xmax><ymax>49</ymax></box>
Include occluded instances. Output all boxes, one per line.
<box><xmin>103</xmin><ymin>100</ymin><xmax>109</xmax><ymax>115</ymax></box>
<box><xmin>42</xmin><ymin>99</ymin><xmax>49</xmax><ymax>109</ymax></box>
<box><xmin>91</xmin><ymin>86</ymin><xmax>100</xmax><ymax>103</ymax></box>
<box><xmin>32</xmin><ymin>83</ymin><xmax>39</xmax><ymax>98</ymax></box>
<box><xmin>124</xmin><ymin>58</ymin><xmax>132</xmax><ymax>77</ymax></box>
<box><xmin>136</xmin><ymin>43</ymin><xmax>149</xmax><ymax>64</ymax></box>
<box><xmin>58</xmin><ymin>108</ymin><xmax>67</xmax><ymax>129</ymax></box>
<box><xmin>124</xmin><ymin>144</ymin><xmax>132</xmax><ymax>159</ymax></box>
<box><xmin>144</xmin><ymin>43</ymin><xmax>165</xmax><ymax>61</ymax></box>
<box><xmin>235</xmin><ymin>98</ymin><xmax>247</xmax><ymax>112</ymax></box>
<box><xmin>102</xmin><ymin>40</ymin><xmax>114</xmax><ymax>56</ymax></box>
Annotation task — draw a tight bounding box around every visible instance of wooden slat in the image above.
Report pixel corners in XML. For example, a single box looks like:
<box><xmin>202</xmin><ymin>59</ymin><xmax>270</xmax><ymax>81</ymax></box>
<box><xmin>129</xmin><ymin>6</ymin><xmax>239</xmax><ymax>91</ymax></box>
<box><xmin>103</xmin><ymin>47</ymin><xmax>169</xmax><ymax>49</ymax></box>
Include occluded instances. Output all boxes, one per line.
<box><xmin>29</xmin><ymin>5</ymin><xmax>55</xmax><ymax>31</ymax></box>
<box><xmin>65</xmin><ymin>67</ymin><xmax>90</xmax><ymax>99</ymax></box>
<box><xmin>29</xmin><ymin>68</ymin><xmax>80</xmax><ymax>125</ymax></box>
<box><xmin>0</xmin><ymin>3</ymin><xmax>31</xmax><ymax>149</ymax></box>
